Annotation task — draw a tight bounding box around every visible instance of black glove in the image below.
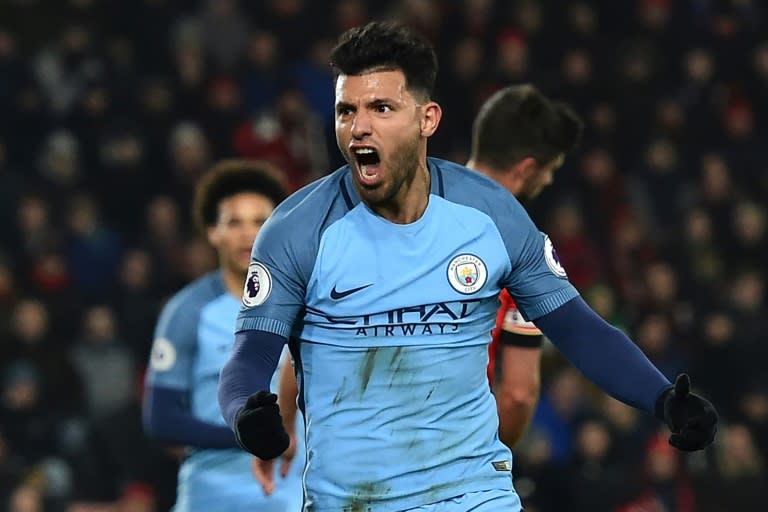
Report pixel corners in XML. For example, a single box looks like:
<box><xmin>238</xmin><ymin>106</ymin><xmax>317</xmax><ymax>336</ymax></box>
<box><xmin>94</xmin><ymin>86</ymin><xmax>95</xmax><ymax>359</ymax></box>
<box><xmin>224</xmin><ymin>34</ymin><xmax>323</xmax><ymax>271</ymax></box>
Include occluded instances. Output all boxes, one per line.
<box><xmin>234</xmin><ymin>391</ymin><xmax>290</xmax><ymax>460</ymax></box>
<box><xmin>655</xmin><ymin>373</ymin><xmax>718</xmax><ymax>451</ymax></box>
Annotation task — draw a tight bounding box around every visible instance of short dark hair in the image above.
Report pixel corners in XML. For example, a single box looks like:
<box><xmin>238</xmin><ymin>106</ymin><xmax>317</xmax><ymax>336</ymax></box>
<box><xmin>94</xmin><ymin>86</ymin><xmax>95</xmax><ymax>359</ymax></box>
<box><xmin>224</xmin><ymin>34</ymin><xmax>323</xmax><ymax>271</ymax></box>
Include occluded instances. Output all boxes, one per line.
<box><xmin>193</xmin><ymin>159</ymin><xmax>288</xmax><ymax>234</ymax></box>
<box><xmin>470</xmin><ymin>84</ymin><xmax>584</xmax><ymax>169</ymax></box>
<box><xmin>329</xmin><ymin>21</ymin><xmax>438</xmax><ymax>101</ymax></box>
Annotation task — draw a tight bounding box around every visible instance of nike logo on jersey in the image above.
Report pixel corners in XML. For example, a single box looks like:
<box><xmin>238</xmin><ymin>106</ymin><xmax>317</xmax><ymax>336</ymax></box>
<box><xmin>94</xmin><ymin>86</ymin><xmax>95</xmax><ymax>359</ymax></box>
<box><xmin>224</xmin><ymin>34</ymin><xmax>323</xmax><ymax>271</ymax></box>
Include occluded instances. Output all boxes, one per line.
<box><xmin>330</xmin><ymin>283</ymin><xmax>373</xmax><ymax>300</ymax></box>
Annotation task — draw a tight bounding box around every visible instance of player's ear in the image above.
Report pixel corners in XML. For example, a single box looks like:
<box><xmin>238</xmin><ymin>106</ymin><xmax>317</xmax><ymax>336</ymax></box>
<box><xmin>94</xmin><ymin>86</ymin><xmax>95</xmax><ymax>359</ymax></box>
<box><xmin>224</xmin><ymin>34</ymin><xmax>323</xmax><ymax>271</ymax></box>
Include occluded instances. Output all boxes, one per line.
<box><xmin>513</xmin><ymin>157</ymin><xmax>538</xmax><ymax>179</ymax></box>
<box><xmin>207</xmin><ymin>225</ymin><xmax>221</xmax><ymax>248</ymax></box>
<box><xmin>420</xmin><ymin>101</ymin><xmax>442</xmax><ymax>137</ymax></box>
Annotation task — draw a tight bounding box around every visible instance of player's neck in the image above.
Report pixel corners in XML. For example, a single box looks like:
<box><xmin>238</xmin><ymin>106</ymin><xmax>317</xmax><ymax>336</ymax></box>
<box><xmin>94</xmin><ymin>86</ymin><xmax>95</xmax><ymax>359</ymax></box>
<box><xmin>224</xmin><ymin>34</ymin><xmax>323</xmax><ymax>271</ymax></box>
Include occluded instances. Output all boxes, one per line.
<box><xmin>466</xmin><ymin>159</ymin><xmax>523</xmax><ymax>197</ymax></box>
<box><xmin>221</xmin><ymin>267</ymin><xmax>247</xmax><ymax>299</ymax></box>
<box><xmin>466</xmin><ymin>159</ymin><xmax>495</xmax><ymax>178</ymax></box>
<box><xmin>370</xmin><ymin>161</ymin><xmax>431</xmax><ymax>224</ymax></box>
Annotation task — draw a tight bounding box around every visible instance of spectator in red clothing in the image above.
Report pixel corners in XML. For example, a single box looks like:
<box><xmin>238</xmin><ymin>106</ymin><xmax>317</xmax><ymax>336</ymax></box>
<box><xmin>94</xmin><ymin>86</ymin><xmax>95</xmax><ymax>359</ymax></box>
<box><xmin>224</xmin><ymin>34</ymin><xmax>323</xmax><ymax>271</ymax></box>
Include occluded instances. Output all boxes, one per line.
<box><xmin>233</xmin><ymin>88</ymin><xmax>328</xmax><ymax>190</ymax></box>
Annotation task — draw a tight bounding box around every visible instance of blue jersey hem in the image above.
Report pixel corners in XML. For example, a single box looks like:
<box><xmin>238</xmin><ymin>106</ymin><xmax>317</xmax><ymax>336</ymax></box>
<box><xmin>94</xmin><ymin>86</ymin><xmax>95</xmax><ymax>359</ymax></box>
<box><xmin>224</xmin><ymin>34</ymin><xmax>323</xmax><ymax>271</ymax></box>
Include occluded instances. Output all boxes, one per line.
<box><xmin>306</xmin><ymin>475</ymin><xmax>514</xmax><ymax>512</ymax></box>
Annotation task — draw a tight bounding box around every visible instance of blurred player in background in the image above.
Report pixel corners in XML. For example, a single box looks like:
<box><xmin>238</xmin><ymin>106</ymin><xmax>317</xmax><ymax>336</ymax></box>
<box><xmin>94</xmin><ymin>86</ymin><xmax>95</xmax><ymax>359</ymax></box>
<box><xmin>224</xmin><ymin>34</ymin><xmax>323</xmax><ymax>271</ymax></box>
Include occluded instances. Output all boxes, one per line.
<box><xmin>218</xmin><ymin>22</ymin><xmax>716</xmax><ymax>512</ymax></box>
<box><xmin>142</xmin><ymin>160</ymin><xmax>303</xmax><ymax>511</ymax></box>
<box><xmin>467</xmin><ymin>83</ymin><xmax>583</xmax><ymax>447</ymax></box>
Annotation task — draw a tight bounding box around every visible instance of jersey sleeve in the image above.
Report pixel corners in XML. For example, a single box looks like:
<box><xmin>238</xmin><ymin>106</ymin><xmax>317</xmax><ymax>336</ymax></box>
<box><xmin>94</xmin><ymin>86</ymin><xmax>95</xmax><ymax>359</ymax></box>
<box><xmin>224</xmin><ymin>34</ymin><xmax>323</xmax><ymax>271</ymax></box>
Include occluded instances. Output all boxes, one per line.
<box><xmin>495</xmin><ymin>201</ymin><xmax>579</xmax><ymax>321</ymax></box>
<box><xmin>145</xmin><ymin>292</ymin><xmax>198</xmax><ymax>391</ymax></box>
<box><xmin>236</xmin><ymin>210</ymin><xmax>314</xmax><ymax>337</ymax></box>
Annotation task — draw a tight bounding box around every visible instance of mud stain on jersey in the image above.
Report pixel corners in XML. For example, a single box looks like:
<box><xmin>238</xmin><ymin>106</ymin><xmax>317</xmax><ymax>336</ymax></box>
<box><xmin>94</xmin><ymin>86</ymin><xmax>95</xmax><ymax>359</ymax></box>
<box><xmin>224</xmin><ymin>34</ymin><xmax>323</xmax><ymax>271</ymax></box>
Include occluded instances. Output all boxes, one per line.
<box><xmin>359</xmin><ymin>347</ymin><xmax>378</xmax><ymax>394</ymax></box>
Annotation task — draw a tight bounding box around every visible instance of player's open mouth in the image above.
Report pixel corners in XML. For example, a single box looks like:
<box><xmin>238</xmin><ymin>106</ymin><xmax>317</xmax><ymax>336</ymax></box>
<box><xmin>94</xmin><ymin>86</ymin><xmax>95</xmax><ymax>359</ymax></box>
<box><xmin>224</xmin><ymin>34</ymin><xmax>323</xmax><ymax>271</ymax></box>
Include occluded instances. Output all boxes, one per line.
<box><xmin>353</xmin><ymin>147</ymin><xmax>381</xmax><ymax>187</ymax></box>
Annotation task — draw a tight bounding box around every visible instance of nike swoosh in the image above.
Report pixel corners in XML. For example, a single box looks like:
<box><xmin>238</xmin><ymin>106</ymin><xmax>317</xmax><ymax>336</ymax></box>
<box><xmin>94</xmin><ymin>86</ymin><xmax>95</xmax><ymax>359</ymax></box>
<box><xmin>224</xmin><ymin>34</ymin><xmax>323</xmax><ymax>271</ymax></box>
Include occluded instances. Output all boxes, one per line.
<box><xmin>330</xmin><ymin>283</ymin><xmax>373</xmax><ymax>300</ymax></box>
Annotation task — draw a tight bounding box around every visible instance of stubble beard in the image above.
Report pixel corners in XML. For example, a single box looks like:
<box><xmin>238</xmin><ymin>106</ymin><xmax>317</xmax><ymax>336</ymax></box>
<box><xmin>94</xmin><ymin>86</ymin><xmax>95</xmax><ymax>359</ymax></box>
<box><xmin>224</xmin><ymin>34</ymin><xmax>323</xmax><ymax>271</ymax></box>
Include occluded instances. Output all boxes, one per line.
<box><xmin>360</xmin><ymin>135</ymin><xmax>421</xmax><ymax>208</ymax></box>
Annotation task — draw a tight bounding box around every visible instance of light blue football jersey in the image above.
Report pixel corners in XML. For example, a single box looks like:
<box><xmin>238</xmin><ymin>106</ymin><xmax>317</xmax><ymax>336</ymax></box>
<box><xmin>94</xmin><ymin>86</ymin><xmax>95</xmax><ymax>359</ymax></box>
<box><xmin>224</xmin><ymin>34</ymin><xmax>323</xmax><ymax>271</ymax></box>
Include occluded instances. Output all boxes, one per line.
<box><xmin>147</xmin><ymin>272</ymin><xmax>305</xmax><ymax>511</ymax></box>
<box><xmin>236</xmin><ymin>158</ymin><xmax>579</xmax><ymax>511</ymax></box>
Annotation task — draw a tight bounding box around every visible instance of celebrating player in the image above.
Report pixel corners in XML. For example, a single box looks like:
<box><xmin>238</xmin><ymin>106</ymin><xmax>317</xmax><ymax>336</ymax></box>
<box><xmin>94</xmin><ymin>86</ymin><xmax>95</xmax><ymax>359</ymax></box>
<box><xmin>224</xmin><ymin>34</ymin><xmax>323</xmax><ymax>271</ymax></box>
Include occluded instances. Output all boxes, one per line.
<box><xmin>143</xmin><ymin>160</ymin><xmax>303</xmax><ymax>511</ymax></box>
<box><xmin>267</xmin><ymin>84</ymin><xmax>582</xmax><ymax>472</ymax></box>
<box><xmin>218</xmin><ymin>22</ymin><xmax>717</xmax><ymax>512</ymax></box>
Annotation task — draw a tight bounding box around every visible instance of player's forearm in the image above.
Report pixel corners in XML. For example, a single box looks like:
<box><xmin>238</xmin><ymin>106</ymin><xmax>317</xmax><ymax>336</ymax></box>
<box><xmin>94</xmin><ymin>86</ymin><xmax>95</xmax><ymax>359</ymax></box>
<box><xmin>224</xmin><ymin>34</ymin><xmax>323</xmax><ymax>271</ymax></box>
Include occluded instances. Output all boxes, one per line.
<box><xmin>497</xmin><ymin>396</ymin><xmax>537</xmax><ymax>448</ymax></box>
<box><xmin>277</xmin><ymin>358</ymin><xmax>299</xmax><ymax>436</ymax></box>
<box><xmin>495</xmin><ymin>342</ymin><xmax>542</xmax><ymax>448</ymax></box>
<box><xmin>142</xmin><ymin>386</ymin><xmax>240</xmax><ymax>449</ymax></box>
<box><xmin>535</xmin><ymin>296</ymin><xmax>671</xmax><ymax>414</ymax></box>
<box><xmin>217</xmin><ymin>330</ymin><xmax>286</xmax><ymax>430</ymax></box>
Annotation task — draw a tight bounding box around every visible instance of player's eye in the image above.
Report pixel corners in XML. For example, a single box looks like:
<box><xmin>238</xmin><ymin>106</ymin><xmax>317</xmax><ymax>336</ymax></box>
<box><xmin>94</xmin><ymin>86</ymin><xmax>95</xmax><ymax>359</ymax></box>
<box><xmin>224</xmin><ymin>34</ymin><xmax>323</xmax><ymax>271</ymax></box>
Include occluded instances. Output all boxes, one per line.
<box><xmin>337</xmin><ymin>106</ymin><xmax>354</xmax><ymax>117</ymax></box>
<box><xmin>374</xmin><ymin>104</ymin><xmax>392</xmax><ymax>113</ymax></box>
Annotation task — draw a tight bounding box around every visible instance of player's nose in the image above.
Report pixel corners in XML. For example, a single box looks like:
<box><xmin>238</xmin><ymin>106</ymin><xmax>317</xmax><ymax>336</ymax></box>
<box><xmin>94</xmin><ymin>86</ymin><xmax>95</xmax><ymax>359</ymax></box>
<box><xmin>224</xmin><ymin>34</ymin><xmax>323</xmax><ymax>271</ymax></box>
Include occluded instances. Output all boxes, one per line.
<box><xmin>350</xmin><ymin>111</ymin><xmax>372</xmax><ymax>139</ymax></box>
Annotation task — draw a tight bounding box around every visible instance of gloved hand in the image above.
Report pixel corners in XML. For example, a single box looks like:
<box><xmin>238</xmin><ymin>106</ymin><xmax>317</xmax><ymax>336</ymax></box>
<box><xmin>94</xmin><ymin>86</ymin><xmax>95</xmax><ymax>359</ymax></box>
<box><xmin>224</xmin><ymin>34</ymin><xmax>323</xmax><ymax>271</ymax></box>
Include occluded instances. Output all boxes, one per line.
<box><xmin>655</xmin><ymin>373</ymin><xmax>718</xmax><ymax>451</ymax></box>
<box><xmin>234</xmin><ymin>391</ymin><xmax>290</xmax><ymax>460</ymax></box>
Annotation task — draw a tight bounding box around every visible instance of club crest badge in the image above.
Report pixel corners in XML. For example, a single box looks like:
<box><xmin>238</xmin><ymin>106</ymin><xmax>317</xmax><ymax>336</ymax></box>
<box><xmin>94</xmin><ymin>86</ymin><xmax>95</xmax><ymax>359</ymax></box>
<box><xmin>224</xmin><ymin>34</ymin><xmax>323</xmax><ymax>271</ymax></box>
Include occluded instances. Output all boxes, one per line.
<box><xmin>543</xmin><ymin>234</ymin><xmax>567</xmax><ymax>278</ymax></box>
<box><xmin>447</xmin><ymin>253</ymin><xmax>487</xmax><ymax>294</ymax></box>
<box><xmin>242</xmin><ymin>262</ymin><xmax>272</xmax><ymax>307</ymax></box>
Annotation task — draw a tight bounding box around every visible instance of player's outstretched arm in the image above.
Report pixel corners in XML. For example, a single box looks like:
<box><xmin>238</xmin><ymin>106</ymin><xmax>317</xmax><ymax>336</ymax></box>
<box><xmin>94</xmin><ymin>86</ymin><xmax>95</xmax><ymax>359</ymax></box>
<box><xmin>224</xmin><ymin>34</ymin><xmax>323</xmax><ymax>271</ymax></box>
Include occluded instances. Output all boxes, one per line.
<box><xmin>535</xmin><ymin>296</ymin><xmax>718</xmax><ymax>451</ymax></box>
<box><xmin>217</xmin><ymin>330</ymin><xmax>290</xmax><ymax>459</ymax></box>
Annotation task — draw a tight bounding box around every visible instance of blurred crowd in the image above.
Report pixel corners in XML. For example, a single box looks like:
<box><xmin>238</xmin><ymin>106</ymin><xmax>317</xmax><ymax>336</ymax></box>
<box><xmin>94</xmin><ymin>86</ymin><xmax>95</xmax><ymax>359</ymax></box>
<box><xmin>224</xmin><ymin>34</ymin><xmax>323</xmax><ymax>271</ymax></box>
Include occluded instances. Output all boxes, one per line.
<box><xmin>1</xmin><ymin>0</ymin><xmax>767</xmax><ymax>511</ymax></box>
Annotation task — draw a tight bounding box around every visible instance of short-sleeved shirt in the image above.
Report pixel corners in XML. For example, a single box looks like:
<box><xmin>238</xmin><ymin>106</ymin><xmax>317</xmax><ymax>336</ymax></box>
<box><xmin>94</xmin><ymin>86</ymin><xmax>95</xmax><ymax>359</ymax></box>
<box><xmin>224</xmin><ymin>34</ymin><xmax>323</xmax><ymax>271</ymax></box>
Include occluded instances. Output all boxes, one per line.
<box><xmin>237</xmin><ymin>158</ymin><xmax>578</xmax><ymax>511</ymax></box>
